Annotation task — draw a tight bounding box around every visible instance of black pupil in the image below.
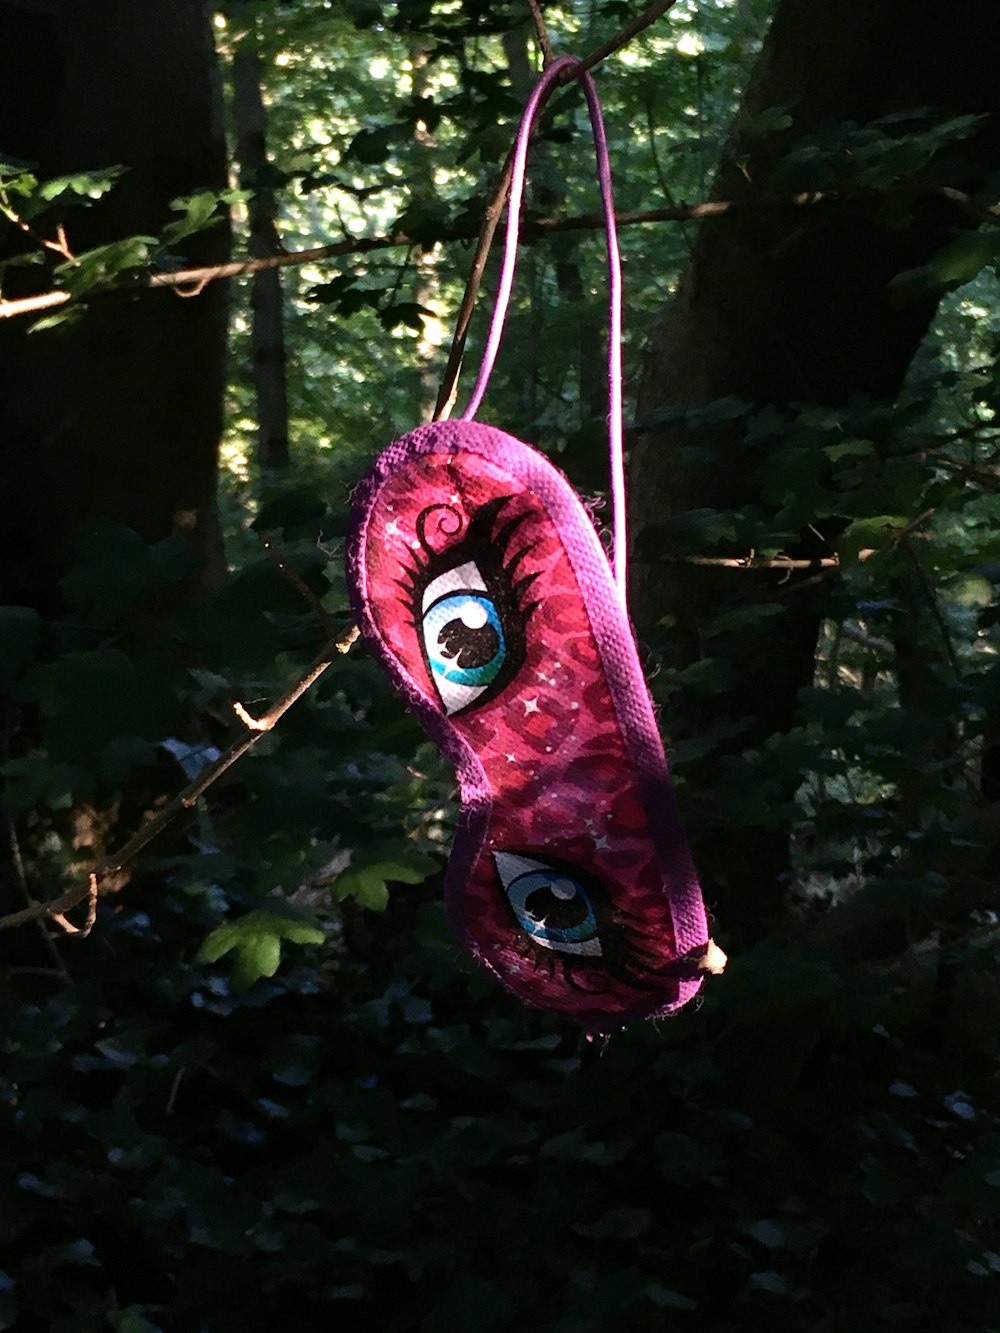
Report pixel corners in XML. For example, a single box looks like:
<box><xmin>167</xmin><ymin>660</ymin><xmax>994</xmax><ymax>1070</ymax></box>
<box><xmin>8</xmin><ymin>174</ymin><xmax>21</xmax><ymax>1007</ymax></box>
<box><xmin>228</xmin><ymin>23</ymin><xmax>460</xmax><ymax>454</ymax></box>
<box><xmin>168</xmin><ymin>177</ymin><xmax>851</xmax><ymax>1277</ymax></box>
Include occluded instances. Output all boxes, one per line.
<box><xmin>525</xmin><ymin>884</ymin><xmax>586</xmax><ymax>929</ymax></box>
<box><xmin>438</xmin><ymin>615</ymin><xmax>499</xmax><ymax>669</ymax></box>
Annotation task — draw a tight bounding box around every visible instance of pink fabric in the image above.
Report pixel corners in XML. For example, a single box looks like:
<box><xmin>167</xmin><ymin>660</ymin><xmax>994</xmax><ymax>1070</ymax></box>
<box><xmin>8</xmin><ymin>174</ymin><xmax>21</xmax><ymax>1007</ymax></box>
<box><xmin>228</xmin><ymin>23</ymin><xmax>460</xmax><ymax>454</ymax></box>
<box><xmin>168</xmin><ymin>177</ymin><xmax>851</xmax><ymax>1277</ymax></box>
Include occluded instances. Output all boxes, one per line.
<box><xmin>347</xmin><ymin>421</ymin><xmax>709</xmax><ymax>1032</ymax></box>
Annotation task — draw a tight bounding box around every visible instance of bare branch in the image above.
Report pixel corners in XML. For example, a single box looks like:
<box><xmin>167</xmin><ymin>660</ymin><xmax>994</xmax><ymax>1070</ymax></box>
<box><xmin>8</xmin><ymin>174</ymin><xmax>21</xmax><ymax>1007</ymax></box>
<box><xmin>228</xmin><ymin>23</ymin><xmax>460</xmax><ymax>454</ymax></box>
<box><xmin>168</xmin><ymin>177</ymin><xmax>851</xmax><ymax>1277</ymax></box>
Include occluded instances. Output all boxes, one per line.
<box><xmin>901</xmin><ymin>540</ymin><xmax>963</xmax><ymax>682</ymax></box>
<box><xmin>527</xmin><ymin>0</ymin><xmax>555</xmax><ymax>66</ymax></box>
<box><xmin>51</xmin><ymin>874</ymin><xmax>98</xmax><ymax>938</ymax></box>
<box><xmin>258</xmin><ymin>532</ymin><xmax>340</xmax><ymax>640</ymax></box>
<box><xmin>572</xmin><ymin>0</ymin><xmax>680</xmax><ymax>77</ymax></box>
<box><xmin>432</xmin><ymin>0</ymin><xmax>683</xmax><ymax>418</ymax></box>
<box><xmin>0</xmin><ymin>289</ymin><xmax>77</xmax><ymax>320</ymax></box>
<box><xmin>2</xmin><ymin>716</ymin><xmax>73</xmax><ymax>975</ymax></box>
<box><xmin>432</xmin><ymin>152</ymin><xmax>516</xmax><ymax>420</ymax></box>
<box><xmin>0</xmin><ymin>625</ymin><xmax>360</xmax><ymax>935</ymax></box>
<box><xmin>668</xmin><ymin>554</ymin><xmax>841</xmax><ymax>570</ymax></box>
<box><xmin>2</xmin><ymin>187</ymin><xmax>995</xmax><ymax>325</ymax></box>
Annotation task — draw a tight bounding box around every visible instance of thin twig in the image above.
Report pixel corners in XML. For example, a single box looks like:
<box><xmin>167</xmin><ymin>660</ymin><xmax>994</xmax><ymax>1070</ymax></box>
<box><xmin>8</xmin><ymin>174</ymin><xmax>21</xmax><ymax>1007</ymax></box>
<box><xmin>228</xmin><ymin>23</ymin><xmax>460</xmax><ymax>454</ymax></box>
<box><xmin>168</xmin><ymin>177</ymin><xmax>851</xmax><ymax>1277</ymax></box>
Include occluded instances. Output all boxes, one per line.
<box><xmin>431</xmin><ymin>0</ymin><xmax>682</xmax><ymax>417</ymax></box>
<box><xmin>165</xmin><ymin>1067</ymin><xmax>186</xmax><ymax>1116</ymax></box>
<box><xmin>840</xmin><ymin>622</ymin><xmax>894</xmax><ymax>657</ymax></box>
<box><xmin>926</xmin><ymin>453</ymin><xmax>1000</xmax><ymax>491</ymax></box>
<box><xmin>2</xmin><ymin>716</ymin><xmax>73</xmax><ymax>975</ymax></box>
<box><xmin>51</xmin><ymin>873</ymin><xmax>98</xmax><ymax>938</ymax></box>
<box><xmin>0</xmin><ymin>197</ymin><xmax>76</xmax><ymax>261</ymax></box>
<box><xmin>527</xmin><ymin>0</ymin><xmax>555</xmax><ymax>65</ymax></box>
<box><xmin>0</xmin><ymin>625</ymin><xmax>360</xmax><ymax>934</ymax></box>
<box><xmin>572</xmin><ymin>0</ymin><xmax>680</xmax><ymax>76</ymax></box>
<box><xmin>644</xmin><ymin>98</ymin><xmax>696</xmax><ymax>263</ymax></box>
<box><xmin>891</xmin><ymin>506</ymin><xmax>937</xmax><ymax>545</ymax></box>
<box><xmin>258</xmin><ymin>532</ymin><xmax>339</xmax><ymax>640</ymax></box>
<box><xmin>668</xmin><ymin>554</ymin><xmax>841</xmax><ymax>570</ymax></box>
<box><xmin>901</xmin><ymin>540</ymin><xmax>963</xmax><ymax>682</ymax></box>
<box><xmin>0</xmin><ymin>289</ymin><xmax>73</xmax><ymax>320</ymax></box>
<box><xmin>432</xmin><ymin>151</ymin><xmax>516</xmax><ymax>420</ymax></box>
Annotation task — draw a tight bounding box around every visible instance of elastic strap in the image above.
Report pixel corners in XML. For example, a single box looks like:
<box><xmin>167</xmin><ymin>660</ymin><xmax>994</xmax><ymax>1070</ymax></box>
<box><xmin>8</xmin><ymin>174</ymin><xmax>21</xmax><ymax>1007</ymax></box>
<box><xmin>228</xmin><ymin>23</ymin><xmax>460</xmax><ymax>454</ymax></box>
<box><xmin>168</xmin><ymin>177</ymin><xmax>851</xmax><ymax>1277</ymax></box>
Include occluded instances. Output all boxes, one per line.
<box><xmin>459</xmin><ymin>56</ymin><xmax>627</xmax><ymax>602</ymax></box>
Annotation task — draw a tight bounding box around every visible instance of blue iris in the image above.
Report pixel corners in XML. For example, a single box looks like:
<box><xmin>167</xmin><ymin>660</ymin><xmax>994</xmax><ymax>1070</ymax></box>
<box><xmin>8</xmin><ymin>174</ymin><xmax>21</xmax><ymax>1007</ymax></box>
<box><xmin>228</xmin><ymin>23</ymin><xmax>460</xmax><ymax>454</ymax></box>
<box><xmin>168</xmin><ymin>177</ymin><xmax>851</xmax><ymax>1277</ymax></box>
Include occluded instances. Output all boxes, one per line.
<box><xmin>422</xmin><ymin>593</ymin><xmax>506</xmax><ymax>687</ymax></box>
<box><xmin>505</xmin><ymin>869</ymin><xmax>600</xmax><ymax>948</ymax></box>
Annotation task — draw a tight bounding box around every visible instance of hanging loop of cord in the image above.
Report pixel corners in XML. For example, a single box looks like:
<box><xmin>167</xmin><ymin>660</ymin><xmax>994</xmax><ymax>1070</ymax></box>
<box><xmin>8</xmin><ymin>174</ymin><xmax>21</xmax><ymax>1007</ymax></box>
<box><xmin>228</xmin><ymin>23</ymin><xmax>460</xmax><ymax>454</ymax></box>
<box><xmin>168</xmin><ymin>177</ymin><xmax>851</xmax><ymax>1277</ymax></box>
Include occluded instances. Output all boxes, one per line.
<box><xmin>459</xmin><ymin>56</ymin><xmax>627</xmax><ymax>604</ymax></box>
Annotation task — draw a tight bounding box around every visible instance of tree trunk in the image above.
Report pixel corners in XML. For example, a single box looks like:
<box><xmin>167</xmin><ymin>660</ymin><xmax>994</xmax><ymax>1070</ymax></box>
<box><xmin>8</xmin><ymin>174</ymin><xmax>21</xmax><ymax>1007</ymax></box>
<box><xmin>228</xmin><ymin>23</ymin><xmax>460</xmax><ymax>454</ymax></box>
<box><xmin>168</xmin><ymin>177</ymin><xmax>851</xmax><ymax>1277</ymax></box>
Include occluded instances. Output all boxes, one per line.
<box><xmin>229</xmin><ymin>3</ymin><xmax>290</xmax><ymax>473</ymax></box>
<box><xmin>630</xmin><ymin>0</ymin><xmax>1000</xmax><ymax>942</ymax></box>
<box><xmin>410</xmin><ymin>43</ymin><xmax>443</xmax><ymax>425</ymax></box>
<box><xmin>0</xmin><ymin>0</ymin><xmax>230</xmax><ymax>610</ymax></box>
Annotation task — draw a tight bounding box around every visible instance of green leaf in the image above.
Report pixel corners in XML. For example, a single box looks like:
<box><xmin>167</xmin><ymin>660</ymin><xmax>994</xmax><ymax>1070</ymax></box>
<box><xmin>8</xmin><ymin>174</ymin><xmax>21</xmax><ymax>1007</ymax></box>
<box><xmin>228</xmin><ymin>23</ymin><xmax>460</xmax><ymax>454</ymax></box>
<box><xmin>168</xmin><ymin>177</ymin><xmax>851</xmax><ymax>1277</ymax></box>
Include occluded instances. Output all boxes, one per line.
<box><xmin>232</xmin><ymin>932</ymin><xmax>282</xmax><ymax>991</ymax></box>
<box><xmin>18</xmin><ymin>648</ymin><xmax>182</xmax><ymax>770</ymax></box>
<box><xmin>28</xmin><ymin>305</ymin><xmax>83</xmax><ymax>334</ymax></box>
<box><xmin>926</xmin><ymin>232</ymin><xmax>1000</xmax><ymax>287</ymax></box>
<box><xmin>948</xmin><ymin>573</ymin><xmax>994</xmax><ymax>609</ymax></box>
<box><xmin>197</xmin><ymin>905</ymin><xmax>326</xmax><ymax>991</ymax></box>
<box><xmin>333</xmin><ymin>851</ymin><xmax>437</xmax><ymax>910</ymax></box>
<box><xmin>347</xmin><ymin>125</ymin><xmax>398</xmax><ymax>165</ymax></box>
<box><xmin>892</xmin><ymin>232</ymin><xmax>1000</xmax><ymax>299</ymax></box>
<box><xmin>61</xmin><ymin>521</ymin><xmax>196</xmax><ymax>620</ymax></box>
<box><xmin>111</xmin><ymin>1311</ymin><xmax>165</xmax><ymax>1333</ymax></box>
<box><xmin>573</xmin><ymin>1208</ymin><xmax>653</xmax><ymax>1240</ymax></box>
<box><xmin>825</xmin><ymin>438</ymin><xmax>876</xmax><ymax>462</ymax></box>
<box><xmin>380</xmin><ymin>301</ymin><xmax>434</xmax><ymax>333</ymax></box>
<box><xmin>637</xmin><ymin>507</ymin><xmax>738</xmax><ymax>557</ymax></box>
<box><xmin>38</xmin><ymin>166</ymin><xmax>125</xmax><ymax>201</ymax></box>
<box><xmin>393</xmin><ymin>195</ymin><xmax>450</xmax><ymax>245</ymax></box>
<box><xmin>646</xmin><ymin>1285</ymin><xmax>698</xmax><ymax>1311</ymax></box>
<box><xmin>740</xmin><ymin>104</ymin><xmax>794</xmax><ymax>139</ymax></box>
<box><xmin>55</xmin><ymin>236</ymin><xmax>157</xmax><ymax>295</ymax></box>
<box><xmin>835</xmin><ymin>514</ymin><xmax>908</xmax><ymax>564</ymax></box>
<box><xmin>0</xmin><ymin>607</ymin><xmax>42</xmax><ymax>688</ymax></box>
<box><xmin>160</xmin><ymin>190</ymin><xmax>229</xmax><ymax>246</ymax></box>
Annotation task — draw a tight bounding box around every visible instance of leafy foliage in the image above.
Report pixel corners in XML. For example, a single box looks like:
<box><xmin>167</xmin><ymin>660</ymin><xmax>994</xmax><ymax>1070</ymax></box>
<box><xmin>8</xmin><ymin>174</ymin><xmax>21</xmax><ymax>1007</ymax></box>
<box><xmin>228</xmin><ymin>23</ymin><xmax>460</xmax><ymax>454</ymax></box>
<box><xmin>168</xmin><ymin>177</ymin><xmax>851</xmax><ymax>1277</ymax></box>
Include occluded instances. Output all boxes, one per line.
<box><xmin>2</xmin><ymin>0</ymin><xmax>1000</xmax><ymax>1329</ymax></box>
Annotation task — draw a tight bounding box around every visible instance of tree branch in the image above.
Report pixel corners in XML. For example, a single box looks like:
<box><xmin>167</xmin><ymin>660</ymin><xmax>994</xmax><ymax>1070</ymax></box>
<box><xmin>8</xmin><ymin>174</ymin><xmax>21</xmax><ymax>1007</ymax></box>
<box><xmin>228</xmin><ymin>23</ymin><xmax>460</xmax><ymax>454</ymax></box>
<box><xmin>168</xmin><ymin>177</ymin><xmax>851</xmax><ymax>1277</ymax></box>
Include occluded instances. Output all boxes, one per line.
<box><xmin>571</xmin><ymin>0</ymin><xmax>680</xmax><ymax>76</ymax></box>
<box><xmin>527</xmin><ymin>0</ymin><xmax>554</xmax><ymax>66</ymax></box>
<box><xmin>0</xmin><ymin>626</ymin><xmax>359</xmax><ymax>935</ymax></box>
<box><xmin>2</xmin><ymin>187</ymin><xmax>994</xmax><ymax>325</ymax></box>
<box><xmin>431</xmin><ymin>152</ymin><xmax>516</xmax><ymax>419</ymax></box>
<box><xmin>431</xmin><ymin>0</ymin><xmax>686</xmax><ymax>417</ymax></box>
<box><xmin>668</xmin><ymin>553</ymin><xmax>841</xmax><ymax>570</ymax></box>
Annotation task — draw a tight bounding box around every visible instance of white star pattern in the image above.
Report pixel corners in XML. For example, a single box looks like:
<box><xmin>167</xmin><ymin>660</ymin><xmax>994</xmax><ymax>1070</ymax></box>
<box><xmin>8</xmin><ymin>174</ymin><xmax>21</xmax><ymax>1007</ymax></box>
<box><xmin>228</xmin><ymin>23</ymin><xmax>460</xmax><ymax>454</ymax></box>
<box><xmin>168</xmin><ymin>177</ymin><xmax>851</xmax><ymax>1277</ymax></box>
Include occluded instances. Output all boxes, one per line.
<box><xmin>385</xmin><ymin>518</ymin><xmax>402</xmax><ymax>538</ymax></box>
<box><xmin>523</xmin><ymin>697</ymin><xmax>540</xmax><ymax>715</ymax></box>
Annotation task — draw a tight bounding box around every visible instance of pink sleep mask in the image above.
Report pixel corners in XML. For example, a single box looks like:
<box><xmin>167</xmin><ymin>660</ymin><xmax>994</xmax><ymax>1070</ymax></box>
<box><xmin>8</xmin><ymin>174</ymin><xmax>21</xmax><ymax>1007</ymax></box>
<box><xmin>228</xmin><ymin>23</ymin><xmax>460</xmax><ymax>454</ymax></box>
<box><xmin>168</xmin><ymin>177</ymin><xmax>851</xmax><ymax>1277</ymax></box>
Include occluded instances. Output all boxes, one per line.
<box><xmin>346</xmin><ymin>57</ymin><xmax>717</xmax><ymax>1032</ymax></box>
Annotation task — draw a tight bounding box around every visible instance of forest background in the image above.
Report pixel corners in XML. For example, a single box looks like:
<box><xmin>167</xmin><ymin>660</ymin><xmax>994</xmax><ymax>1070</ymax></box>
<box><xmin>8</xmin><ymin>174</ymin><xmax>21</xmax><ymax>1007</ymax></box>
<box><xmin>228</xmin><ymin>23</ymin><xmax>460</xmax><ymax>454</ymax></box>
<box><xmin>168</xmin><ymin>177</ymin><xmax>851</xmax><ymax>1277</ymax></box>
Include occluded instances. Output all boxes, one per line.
<box><xmin>0</xmin><ymin>0</ymin><xmax>999</xmax><ymax>1329</ymax></box>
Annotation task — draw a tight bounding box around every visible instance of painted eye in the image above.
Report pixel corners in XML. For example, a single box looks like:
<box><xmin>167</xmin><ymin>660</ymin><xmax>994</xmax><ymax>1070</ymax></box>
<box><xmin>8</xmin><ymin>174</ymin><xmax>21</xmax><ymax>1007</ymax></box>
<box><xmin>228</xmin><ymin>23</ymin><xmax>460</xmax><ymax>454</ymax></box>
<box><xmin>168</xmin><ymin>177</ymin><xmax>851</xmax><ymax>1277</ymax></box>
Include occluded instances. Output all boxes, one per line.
<box><xmin>421</xmin><ymin>561</ymin><xmax>508</xmax><ymax>715</ymax></box>
<box><xmin>404</xmin><ymin>498</ymin><xmax>536</xmax><ymax>718</ymax></box>
<box><xmin>494</xmin><ymin>852</ymin><xmax>603</xmax><ymax>957</ymax></box>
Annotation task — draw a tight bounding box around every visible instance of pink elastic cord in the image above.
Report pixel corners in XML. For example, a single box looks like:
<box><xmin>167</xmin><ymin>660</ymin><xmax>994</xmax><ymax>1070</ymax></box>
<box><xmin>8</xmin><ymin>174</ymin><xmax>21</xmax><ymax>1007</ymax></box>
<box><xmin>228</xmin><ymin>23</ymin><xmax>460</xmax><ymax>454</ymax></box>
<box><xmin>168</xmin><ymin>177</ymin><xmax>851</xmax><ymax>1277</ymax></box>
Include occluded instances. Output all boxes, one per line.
<box><xmin>459</xmin><ymin>56</ymin><xmax>627</xmax><ymax>603</ymax></box>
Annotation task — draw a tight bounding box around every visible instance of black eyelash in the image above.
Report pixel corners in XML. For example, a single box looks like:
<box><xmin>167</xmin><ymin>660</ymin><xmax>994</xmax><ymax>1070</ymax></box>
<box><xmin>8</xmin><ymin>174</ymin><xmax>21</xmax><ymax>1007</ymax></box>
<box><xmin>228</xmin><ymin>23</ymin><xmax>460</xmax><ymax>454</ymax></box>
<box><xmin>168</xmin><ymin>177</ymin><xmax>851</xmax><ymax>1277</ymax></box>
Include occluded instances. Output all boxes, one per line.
<box><xmin>503</xmin><ymin>861</ymin><xmax>669</xmax><ymax>996</ymax></box>
<box><xmin>515</xmin><ymin>934</ymin><xmax>660</xmax><ymax>996</ymax></box>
